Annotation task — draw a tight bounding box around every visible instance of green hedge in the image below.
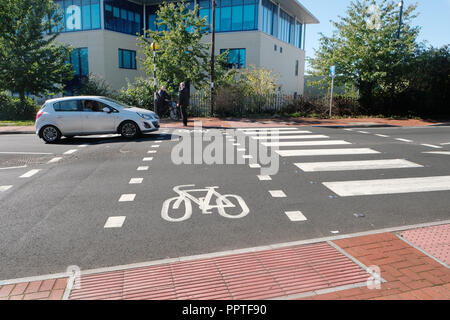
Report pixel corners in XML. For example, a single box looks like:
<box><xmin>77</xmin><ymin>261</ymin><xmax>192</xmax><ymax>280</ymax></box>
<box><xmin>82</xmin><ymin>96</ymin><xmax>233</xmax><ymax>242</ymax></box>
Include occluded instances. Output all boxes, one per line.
<box><xmin>0</xmin><ymin>91</ymin><xmax>39</xmax><ymax>121</ymax></box>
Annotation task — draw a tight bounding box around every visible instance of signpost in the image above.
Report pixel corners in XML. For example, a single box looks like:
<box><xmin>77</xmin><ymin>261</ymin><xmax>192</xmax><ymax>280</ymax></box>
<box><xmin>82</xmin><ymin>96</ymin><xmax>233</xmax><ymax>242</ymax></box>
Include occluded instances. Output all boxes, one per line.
<box><xmin>151</xmin><ymin>42</ymin><xmax>158</xmax><ymax>114</ymax></box>
<box><xmin>329</xmin><ymin>66</ymin><xmax>336</xmax><ymax>117</ymax></box>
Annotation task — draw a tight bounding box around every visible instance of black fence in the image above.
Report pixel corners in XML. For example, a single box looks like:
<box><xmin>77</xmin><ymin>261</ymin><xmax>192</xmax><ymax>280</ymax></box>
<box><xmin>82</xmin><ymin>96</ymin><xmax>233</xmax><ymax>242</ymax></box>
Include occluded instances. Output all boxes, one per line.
<box><xmin>188</xmin><ymin>91</ymin><xmax>297</xmax><ymax>117</ymax></box>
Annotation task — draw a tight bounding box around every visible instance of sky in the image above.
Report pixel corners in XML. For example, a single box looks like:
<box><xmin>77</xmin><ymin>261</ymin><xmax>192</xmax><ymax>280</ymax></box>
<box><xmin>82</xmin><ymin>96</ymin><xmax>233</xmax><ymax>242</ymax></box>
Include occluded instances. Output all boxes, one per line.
<box><xmin>300</xmin><ymin>0</ymin><xmax>450</xmax><ymax>71</ymax></box>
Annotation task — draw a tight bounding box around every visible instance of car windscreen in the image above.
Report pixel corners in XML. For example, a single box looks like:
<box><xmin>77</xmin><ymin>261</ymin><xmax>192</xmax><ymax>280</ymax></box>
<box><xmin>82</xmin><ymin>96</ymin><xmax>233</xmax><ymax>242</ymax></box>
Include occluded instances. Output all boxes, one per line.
<box><xmin>101</xmin><ymin>97</ymin><xmax>132</xmax><ymax>109</ymax></box>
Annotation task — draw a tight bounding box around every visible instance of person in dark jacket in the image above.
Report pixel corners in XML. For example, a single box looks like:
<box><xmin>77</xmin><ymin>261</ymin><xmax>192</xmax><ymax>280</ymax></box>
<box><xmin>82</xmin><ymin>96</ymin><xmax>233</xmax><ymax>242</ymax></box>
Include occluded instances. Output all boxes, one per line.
<box><xmin>177</xmin><ymin>82</ymin><xmax>189</xmax><ymax>126</ymax></box>
<box><xmin>156</xmin><ymin>86</ymin><xmax>170</xmax><ymax>117</ymax></box>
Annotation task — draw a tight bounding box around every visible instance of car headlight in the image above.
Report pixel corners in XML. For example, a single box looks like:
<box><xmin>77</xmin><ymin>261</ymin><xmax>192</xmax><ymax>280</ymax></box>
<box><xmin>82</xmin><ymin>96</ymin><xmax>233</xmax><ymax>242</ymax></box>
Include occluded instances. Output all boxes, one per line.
<box><xmin>137</xmin><ymin>113</ymin><xmax>154</xmax><ymax>120</ymax></box>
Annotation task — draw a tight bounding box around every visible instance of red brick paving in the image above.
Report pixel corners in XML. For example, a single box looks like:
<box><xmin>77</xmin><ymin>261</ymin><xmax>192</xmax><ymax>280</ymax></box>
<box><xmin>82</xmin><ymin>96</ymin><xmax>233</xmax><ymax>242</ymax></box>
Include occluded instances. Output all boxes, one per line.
<box><xmin>0</xmin><ymin>278</ymin><xmax>68</xmax><ymax>300</ymax></box>
<box><xmin>1</xmin><ymin>226</ymin><xmax>448</xmax><ymax>300</ymax></box>
<box><xmin>305</xmin><ymin>231</ymin><xmax>450</xmax><ymax>300</ymax></box>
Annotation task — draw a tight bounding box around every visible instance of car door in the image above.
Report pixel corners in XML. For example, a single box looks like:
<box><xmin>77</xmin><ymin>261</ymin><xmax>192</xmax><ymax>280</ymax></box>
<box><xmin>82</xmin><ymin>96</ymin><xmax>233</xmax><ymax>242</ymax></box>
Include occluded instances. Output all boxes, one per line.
<box><xmin>82</xmin><ymin>99</ymin><xmax>118</xmax><ymax>133</ymax></box>
<box><xmin>53</xmin><ymin>99</ymin><xmax>84</xmax><ymax>134</ymax></box>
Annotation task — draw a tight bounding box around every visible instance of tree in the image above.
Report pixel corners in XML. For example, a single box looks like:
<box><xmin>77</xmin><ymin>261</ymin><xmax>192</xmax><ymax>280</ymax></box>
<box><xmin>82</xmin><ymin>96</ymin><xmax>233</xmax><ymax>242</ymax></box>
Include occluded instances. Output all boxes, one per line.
<box><xmin>138</xmin><ymin>1</ymin><xmax>227</xmax><ymax>91</ymax></box>
<box><xmin>308</xmin><ymin>0</ymin><xmax>419</xmax><ymax>107</ymax></box>
<box><xmin>0</xmin><ymin>0</ymin><xmax>73</xmax><ymax>103</ymax></box>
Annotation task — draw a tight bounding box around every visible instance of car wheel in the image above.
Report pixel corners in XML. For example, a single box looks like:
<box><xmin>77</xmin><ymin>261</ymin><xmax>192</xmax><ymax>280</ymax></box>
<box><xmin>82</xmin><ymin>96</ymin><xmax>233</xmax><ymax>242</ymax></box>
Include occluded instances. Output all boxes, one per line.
<box><xmin>119</xmin><ymin>121</ymin><xmax>140</xmax><ymax>139</ymax></box>
<box><xmin>41</xmin><ymin>125</ymin><xmax>61</xmax><ymax>143</ymax></box>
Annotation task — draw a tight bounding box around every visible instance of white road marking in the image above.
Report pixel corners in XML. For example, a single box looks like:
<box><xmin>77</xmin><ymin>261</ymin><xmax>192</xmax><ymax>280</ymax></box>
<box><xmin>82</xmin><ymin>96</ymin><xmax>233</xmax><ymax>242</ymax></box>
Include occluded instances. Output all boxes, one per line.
<box><xmin>137</xmin><ymin>166</ymin><xmax>149</xmax><ymax>171</ymax></box>
<box><xmin>244</xmin><ymin>130</ymin><xmax>311</xmax><ymax>135</ymax></box>
<box><xmin>0</xmin><ymin>152</ymin><xmax>53</xmax><ymax>155</ymax></box>
<box><xmin>395</xmin><ymin>138</ymin><xmax>413</xmax><ymax>142</ymax></box>
<box><xmin>285</xmin><ymin>211</ymin><xmax>307</xmax><ymax>222</ymax></box>
<box><xmin>142</xmin><ymin>157</ymin><xmax>153</xmax><ymax>161</ymax></box>
<box><xmin>331</xmin><ymin>231</ymin><xmax>340</xmax><ymax>234</ymax></box>
<box><xmin>104</xmin><ymin>216</ymin><xmax>126</xmax><ymax>228</ymax></box>
<box><xmin>257</xmin><ymin>175</ymin><xmax>272</xmax><ymax>181</ymax></box>
<box><xmin>20</xmin><ymin>169</ymin><xmax>40</xmax><ymax>178</ymax></box>
<box><xmin>129</xmin><ymin>178</ymin><xmax>143</xmax><ymax>184</ymax></box>
<box><xmin>47</xmin><ymin>157</ymin><xmax>62</xmax><ymax>164</ymax></box>
<box><xmin>147</xmin><ymin>150</ymin><xmax>157</xmax><ymax>154</ymax></box>
<box><xmin>242</xmin><ymin>155</ymin><xmax>253</xmax><ymax>159</ymax></box>
<box><xmin>0</xmin><ymin>185</ymin><xmax>13</xmax><ymax>192</ymax></box>
<box><xmin>63</xmin><ymin>149</ymin><xmax>78</xmax><ymax>155</ymax></box>
<box><xmin>276</xmin><ymin>148</ymin><xmax>379</xmax><ymax>157</ymax></box>
<box><xmin>251</xmin><ymin>135</ymin><xmax>329</xmax><ymax>140</ymax></box>
<box><xmin>151</xmin><ymin>145</ymin><xmax>160</xmax><ymax>148</ymax></box>
<box><xmin>269</xmin><ymin>190</ymin><xmax>287</xmax><ymax>198</ymax></box>
<box><xmin>358</xmin><ymin>131</ymin><xmax>370</xmax><ymax>134</ymax></box>
<box><xmin>441</xmin><ymin>142</ymin><xmax>450</xmax><ymax>145</ymax></box>
<box><xmin>238</xmin><ymin>128</ymin><xmax>300</xmax><ymax>131</ymax></box>
<box><xmin>294</xmin><ymin>159</ymin><xmax>423</xmax><ymax>172</ymax></box>
<box><xmin>119</xmin><ymin>194</ymin><xmax>136</xmax><ymax>202</ymax></box>
<box><xmin>375</xmin><ymin>134</ymin><xmax>389</xmax><ymax>137</ymax></box>
<box><xmin>323</xmin><ymin>175</ymin><xmax>450</xmax><ymax>197</ymax></box>
<box><xmin>78</xmin><ymin>144</ymin><xmax>88</xmax><ymax>148</ymax></box>
<box><xmin>423</xmin><ymin>151</ymin><xmax>450</xmax><ymax>155</ymax></box>
<box><xmin>249</xmin><ymin>163</ymin><xmax>261</xmax><ymax>168</ymax></box>
<box><xmin>0</xmin><ymin>165</ymin><xmax>27</xmax><ymax>170</ymax></box>
<box><xmin>155</xmin><ymin>140</ymin><xmax>162</xmax><ymax>143</ymax></box>
<box><xmin>233</xmin><ymin>143</ymin><xmax>240</xmax><ymax>146</ymax></box>
<box><xmin>421</xmin><ymin>144</ymin><xmax>442</xmax><ymax>149</ymax></box>
<box><xmin>237</xmin><ymin>148</ymin><xmax>246</xmax><ymax>151</ymax></box>
<box><xmin>262</xmin><ymin>140</ymin><xmax>351</xmax><ymax>147</ymax></box>
<box><xmin>344</xmin><ymin>129</ymin><xmax>353</xmax><ymax>131</ymax></box>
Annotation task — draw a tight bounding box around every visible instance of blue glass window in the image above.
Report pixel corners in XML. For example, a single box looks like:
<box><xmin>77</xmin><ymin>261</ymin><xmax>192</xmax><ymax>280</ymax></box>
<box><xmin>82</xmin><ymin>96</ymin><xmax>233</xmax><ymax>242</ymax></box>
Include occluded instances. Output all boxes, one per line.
<box><xmin>220</xmin><ymin>48</ymin><xmax>246</xmax><ymax>69</ymax></box>
<box><xmin>279</xmin><ymin>9</ymin><xmax>294</xmax><ymax>44</ymax></box>
<box><xmin>53</xmin><ymin>0</ymin><xmax>101</xmax><ymax>32</ymax></box>
<box><xmin>295</xmin><ymin>22</ymin><xmax>303</xmax><ymax>49</ymax></box>
<box><xmin>69</xmin><ymin>48</ymin><xmax>89</xmax><ymax>76</ymax></box>
<box><xmin>119</xmin><ymin>49</ymin><xmax>136</xmax><ymax>70</ymax></box>
<box><xmin>104</xmin><ymin>0</ymin><xmax>143</xmax><ymax>35</ymax></box>
<box><xmin>261</xmin><ymin>0</ymin><xmax>277</xmax><ymax>36</ymax></box>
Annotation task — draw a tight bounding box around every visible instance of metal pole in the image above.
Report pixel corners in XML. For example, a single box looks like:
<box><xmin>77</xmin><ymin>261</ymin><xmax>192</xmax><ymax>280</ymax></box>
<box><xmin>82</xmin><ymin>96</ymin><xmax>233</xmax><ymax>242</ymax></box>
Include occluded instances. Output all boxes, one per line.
<box><xmin>397</xmin><ymin>0</ymin><xmax>404</xmax><ymax>39</ymax></box>
<box><xmin>153</xmin><ymin>49</ymin><xmax>157</xmax><ymax>113</ymax></box>
<box><xmin>210</xmin><ymin>0</ymin><xmax>216</xmax><ymax>116</ymax></box>
<box><xmin>329</xmin><ymin>76</ymin><xmax>334</xmax><ymax>117</ymax></box>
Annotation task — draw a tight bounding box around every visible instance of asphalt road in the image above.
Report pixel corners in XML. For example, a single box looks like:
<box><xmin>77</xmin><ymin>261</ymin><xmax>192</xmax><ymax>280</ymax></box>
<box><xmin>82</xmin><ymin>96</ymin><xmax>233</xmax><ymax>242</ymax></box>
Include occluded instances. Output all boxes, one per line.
<box><xmin>0</xmin><ymin>125</ymin><xmax>449</xmax><ymax>279</ymax></box>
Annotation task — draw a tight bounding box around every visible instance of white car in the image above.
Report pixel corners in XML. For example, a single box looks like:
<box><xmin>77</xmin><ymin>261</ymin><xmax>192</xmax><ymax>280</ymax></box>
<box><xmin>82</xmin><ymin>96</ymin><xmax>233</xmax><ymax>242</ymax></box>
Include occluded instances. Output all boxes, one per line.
<box><xmin>35</xmin><ymin>96</ymin><xmax>159</xmax><ymax>143</ymax></box>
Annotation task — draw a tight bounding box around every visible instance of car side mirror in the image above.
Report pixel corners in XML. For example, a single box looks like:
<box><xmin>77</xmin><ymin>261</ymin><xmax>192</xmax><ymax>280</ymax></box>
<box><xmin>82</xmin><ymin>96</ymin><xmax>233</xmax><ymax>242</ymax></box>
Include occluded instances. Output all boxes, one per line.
<box><xmin>103</xmin><ymin>107</ymin><xmax>111</xmax><ymax>113</ymax></box>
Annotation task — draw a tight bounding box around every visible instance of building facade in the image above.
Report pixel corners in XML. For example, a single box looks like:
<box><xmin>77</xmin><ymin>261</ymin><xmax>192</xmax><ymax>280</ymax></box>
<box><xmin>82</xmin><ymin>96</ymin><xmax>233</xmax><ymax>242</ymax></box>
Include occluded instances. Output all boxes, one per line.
<box><xmin>54</xmin><ymin>0</ymin><xmax>318</xmax><ymax>94</ymax></box>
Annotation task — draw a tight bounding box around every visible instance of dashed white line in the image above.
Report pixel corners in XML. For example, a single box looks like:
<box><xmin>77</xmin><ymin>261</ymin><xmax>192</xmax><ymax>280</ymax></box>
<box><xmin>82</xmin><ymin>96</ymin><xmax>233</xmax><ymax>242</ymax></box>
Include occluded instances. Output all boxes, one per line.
<box><xmin>421</xmin><ymin>144</ymin><xmax>442</xmax><ymax>149</ymax></box>
<box><xmin>119</xmin><ymin>194</ymin><xmax>136</xmax><ymax>202</ymax></box>
<box><xmin>0</xmin><ymin>185</ymin><xmax>13</xmax><ymax>192</ymax></box>
<box><xmin>395</xmin><ymin>138</ymin><xmax>413</xmax><ymax>143</ymax></box>
<box><xmin>147</xmin><ymin>150</ymin><xmax>157</xmax><ymax>154</ymax></box>
<box><xmin>104</xmin><ymin>216</ymin><xmax>126</xmax><ymax>228</ymax></box>
<box><xmin>294</xmin><ymin>159</ymin><xmax>423</xmax><ymax>172</ymax></box>
<box><xmin>249</xmin><ymin>163</ymin><xmax>261</xmax><ymax>168</ymax></box>
<box><xmin>155</xmin><ymin>140</ymin><xmax>162</xmax><ymax>143</ymax></box>
<box><xmin>257</xmin><ymin>175</ymin><xmax>272</xmax><ymax>181</ymax></box>
<box><xmin>251</xmin><ymin>135</ymin><xmax>329</xmax><ymax>140</ymax></box>
<box><xmin>78</xmin><ymin>144</ymin><xmax>88</xmax><ymax>148</ymax></box>
<box><xmin>242</xmin><ymin>155</ymin><xmax>253</xmax><ymax>159</ymax></box>
<box><xmin>357</xmin><ymin>131</ymin><xmax>370</xmax><ymax>134</ymax></box>
<box><xmin>0</xmin><ymin>152</ymin><xmax>52</xmax><ymax>155</ymax></box>
<box><xmin>63</xmin><ymin>149</ymin><xmax>78</xmax><ymax>155</ymax></box>
<box><xmin>423</xmin><ymin>151</ymin><xmax>450</xmax><ymax>155</ymax></box>
<box><xmin>129</xmin><ymin>178</ymin><xmax>143</xmax><ymax>184</ymax></box>
<box><xmin>137</xmin><ymin>166</ymin><xmax>149</xmax><ymax>171</ymax></box>
<box><xmin>151</xmin><ymin>145</ymin><xmax>160</xmax><ymax>148</ymax></box>
<box><xmin>269</xmin><ymin>190</ymin><xmax>287</xmax><ymax>198</ymax></box>
<box><xmin>441</xmin><ymin>142</ymin><xmax>450</xmax><ymax>145</ymax></box>
<box><xmin>237</xmin><ymin>148</ymin><xmax>246</xmax><ymax>151</ymax></box>
<box><xmin>47</xmin><ymin>157</ymin><xmax>62</xmax><ymax>164</ymax></box>
<box><xmin>285</xmin><ymin>211</ymin><xmax>307</xmax><ymax>222</ymax></box>
<box><xmin>0</xmin><ymin>165</ymin><xmax>27</xmax><ymax>170</ymax></box>
<box><xmin>20</xmin><ymin>169</ymin><xmax>41</xmax><ymax>178</ymax></box>
<box><xmin>375</xmin><ymin>134</ymin><xmax>389</xmax><ymax>138</ymax></box>
<box><xmin>142</xmin><ymin>157</ymin><xmax>153</xmax><ymax>161</ymax></box>
<box><xmin>233</xmin><ymin>143</ymin><xmax>240</xmax><ymax>146</ymax></box>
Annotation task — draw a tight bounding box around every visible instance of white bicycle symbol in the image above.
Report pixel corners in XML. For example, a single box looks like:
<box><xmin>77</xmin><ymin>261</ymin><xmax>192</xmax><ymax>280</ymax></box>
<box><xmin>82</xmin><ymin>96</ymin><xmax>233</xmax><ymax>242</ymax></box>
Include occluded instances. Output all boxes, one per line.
<box><xmin>161</xmin><ymin>185</ymin><xmax>250</xmax><ymax>222</ymax></box>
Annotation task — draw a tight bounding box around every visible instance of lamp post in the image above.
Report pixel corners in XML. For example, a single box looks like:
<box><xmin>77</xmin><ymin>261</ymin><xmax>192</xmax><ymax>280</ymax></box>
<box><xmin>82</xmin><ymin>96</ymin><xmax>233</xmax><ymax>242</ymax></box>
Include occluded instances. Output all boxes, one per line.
<box><xmin>151</xmin><ymin>42</ymin><xmax>158</xmax><ymax>114</ymax></box>
<box><xmin>210</xmin><ymin>0</ymin><xmax>216</xmax><ymax>117</ymax></box>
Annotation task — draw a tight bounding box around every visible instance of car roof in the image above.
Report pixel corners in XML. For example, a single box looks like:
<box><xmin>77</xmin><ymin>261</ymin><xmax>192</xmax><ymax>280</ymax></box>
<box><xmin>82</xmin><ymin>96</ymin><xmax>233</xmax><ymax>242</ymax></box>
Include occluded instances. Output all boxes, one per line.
<box><xmin>45</xmin><ymin>96</ymin><xmax>107</xmax><ymax>103</ymax></box>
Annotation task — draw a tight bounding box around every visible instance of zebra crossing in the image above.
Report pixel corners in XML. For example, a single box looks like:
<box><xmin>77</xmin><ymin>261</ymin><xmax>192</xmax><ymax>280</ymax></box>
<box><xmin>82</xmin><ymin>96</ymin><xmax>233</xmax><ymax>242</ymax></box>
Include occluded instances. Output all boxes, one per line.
<box><xmin>238</xmin><ymin>127</ymin><xmax>450</xmax><ymax>200</ymax></box>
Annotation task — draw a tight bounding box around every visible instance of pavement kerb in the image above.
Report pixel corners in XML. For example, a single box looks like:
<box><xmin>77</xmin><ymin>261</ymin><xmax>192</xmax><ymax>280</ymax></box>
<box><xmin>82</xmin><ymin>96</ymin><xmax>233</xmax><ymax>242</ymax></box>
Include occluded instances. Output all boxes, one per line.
<box><xmin>1</xmin><ymin>218</ymin><xmax>449</xmax><ymax>299</ymax></box>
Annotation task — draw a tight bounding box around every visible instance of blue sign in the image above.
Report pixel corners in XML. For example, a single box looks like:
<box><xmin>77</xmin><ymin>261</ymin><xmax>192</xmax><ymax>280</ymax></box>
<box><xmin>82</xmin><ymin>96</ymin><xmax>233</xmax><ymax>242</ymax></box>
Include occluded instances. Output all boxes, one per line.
<box><xmin>330</xmin><ymin>66</ymin><xmax>336</xmax><ymax>77</ymax></box>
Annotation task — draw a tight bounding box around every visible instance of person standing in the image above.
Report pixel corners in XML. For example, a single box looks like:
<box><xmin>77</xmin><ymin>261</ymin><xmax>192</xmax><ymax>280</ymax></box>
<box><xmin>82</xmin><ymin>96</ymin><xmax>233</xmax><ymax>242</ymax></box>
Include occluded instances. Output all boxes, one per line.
<box><xmin>157</xmin><ymin>86</ymin><xmax>170</xmax><ymax>117</ymax></box>
<box><xmin>177</xmin><ymin>82</ymin><xmax>189</xmax><ymax>126</ymax></box>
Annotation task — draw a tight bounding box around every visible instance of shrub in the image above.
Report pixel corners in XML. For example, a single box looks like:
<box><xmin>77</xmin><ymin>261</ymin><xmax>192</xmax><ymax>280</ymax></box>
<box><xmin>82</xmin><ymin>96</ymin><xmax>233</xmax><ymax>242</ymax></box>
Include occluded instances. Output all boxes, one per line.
<box><xmin>0</xmin><ymin>91</ymin><xmax>39</xmax><ymax>121</ymax></box>
<box><xmin>117</xmin><ymin>77</ymin><xmax>155</xmax><ymax>110</ymax></box>
<box><xmin>73</xmin><ymin>73</ymin><xmax>117</xmax><ymax>97</ymax></box>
